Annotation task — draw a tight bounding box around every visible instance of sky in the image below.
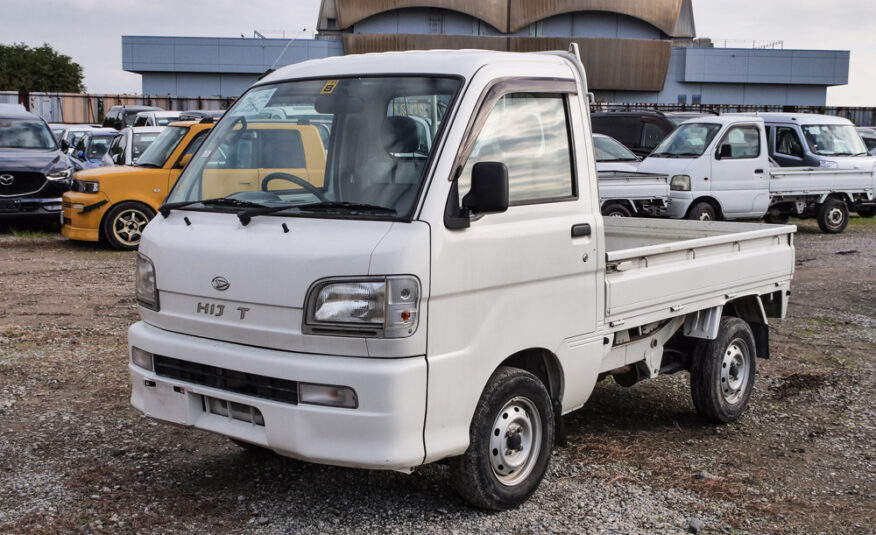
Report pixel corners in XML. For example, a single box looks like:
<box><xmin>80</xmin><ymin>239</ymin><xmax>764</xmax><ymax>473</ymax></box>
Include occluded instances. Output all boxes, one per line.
<box><xmin>3</xmin><ymin>0</ymin><xmax>874</xmax><ymax>106</ymax></box>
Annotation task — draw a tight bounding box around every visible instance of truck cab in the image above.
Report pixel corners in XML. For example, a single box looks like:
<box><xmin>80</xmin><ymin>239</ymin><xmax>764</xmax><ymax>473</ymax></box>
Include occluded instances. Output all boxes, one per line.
<box><xmin>638</xmin><ymin>116</ymin><xmax>771</xmax><ymax>221</ymax></box>
<box><xmin>128</xmin><ymin>50</ymin><xmax>796</xmax><ymax>510</ymax></box>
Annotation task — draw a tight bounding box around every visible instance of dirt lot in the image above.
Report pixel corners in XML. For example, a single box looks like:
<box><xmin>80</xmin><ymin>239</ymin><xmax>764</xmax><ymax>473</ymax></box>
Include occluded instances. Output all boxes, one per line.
<box><xmin>0</xmin><ymin>218</ymin><xmax>874</xmax><ymax>534</ymax></box>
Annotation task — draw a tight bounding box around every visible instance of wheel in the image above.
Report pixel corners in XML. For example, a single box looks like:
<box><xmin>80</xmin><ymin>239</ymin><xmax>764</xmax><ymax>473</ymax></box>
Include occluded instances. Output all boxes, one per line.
<box><xmin>102</xmin><ymin>202</ymin><xmax>154</xmax><ymax>250</ymax></box>
<box><xmin>855</xmin><ymin>206</ymin><xmax>876</xmax><ymax>218</ymax></box>
<box><xmin>601</xmin><ymin>203</ymin><xmax>632</xmax><ymax>218</ymax></box>
<box><xmin>816</xmin><ymin>198</ymin><xmax>849</xmax><ymax>234</ymax></box>
<box><xmin>687</xmin><ymin>201</ymin><xmax>718</xmax><ymax>221</ymax></box>
<box><xmin>763</xmin><ymin>210</ymin><xmax>790</xmax><ymax>224</ymax></box>
<box><xmin>449</xmin><ymin>367</ymin><xmax>554</xmax><ymax>510</ymax></box>
<box><xmin>690</xmin><ymin>317</ymin><xmax>757</xmax><ymax>423</ymax></box>
<box><xmin>260</xmin><ymin>172</ymin><xmax>328</xmax><ymax>201</ymax></box>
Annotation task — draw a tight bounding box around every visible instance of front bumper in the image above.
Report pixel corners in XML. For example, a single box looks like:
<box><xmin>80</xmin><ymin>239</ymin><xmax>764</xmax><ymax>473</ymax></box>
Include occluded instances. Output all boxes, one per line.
<box><xmin>61</xmin><ymin>191</ymin><xmax>109</xmax><ymax>242</ymax></box>
<box><xmin>667</xmin><ymin>191</ymin><xmax>693</xmax><ymax>218</ymax></box>
<box><xmin>128</xmin><ymin>321</ymin><xmax>428</xmax><ymax>470</ymax></box>
<box><xmin>0</xmin><ymin>197</ymin><xmax>63</xmax><ymax>219</ymax></box>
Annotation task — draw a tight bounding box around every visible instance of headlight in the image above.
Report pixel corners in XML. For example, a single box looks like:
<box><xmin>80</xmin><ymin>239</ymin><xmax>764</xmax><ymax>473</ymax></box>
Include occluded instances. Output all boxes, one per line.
<box><xmin>73</xmin><ymin>179</ymin><xmax>99</xmax><ymax>193</ymax></box>
<box><xmin>305</xmin><ymin>276</ymin><xmax>420</xmax><ymax>338</ymax></box>
<box><xmin>135</xmin><ymin>254</ymin><xmax>159</xmax><ymax>311</ymax></box>
<box><xmin>46</xmin><ymin>168</ymin><xmax>73</xmax><ymax>181</ymax></box>
<box><xmin>819</xmin><ymin>160</ymin><xmax>838</xmax><ymax>168</ymax></box>
<box><xmin>131</xmin><ymin>346</ymin><xmax>154</xmax><ymax>371</ymax></box>
<box><xmin>670</xmin><ymin>174</ymin><xmax>691</xmax><ymax>191</ymax></box>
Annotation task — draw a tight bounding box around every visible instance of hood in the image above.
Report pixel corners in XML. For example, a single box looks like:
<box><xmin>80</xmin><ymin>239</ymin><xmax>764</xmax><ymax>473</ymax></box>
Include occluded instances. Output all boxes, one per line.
<box><xmin>136</xmin><ymin>211</ymin><xmax>402</xmax><ymax>354</ymax></box>
<box><xmin>0</xmin><ymin>147</ymin><xmax>68</xmax><ymax>173</ymax></box>
<box><xmin>74</xmin><ymin>164</ymin><xmax>153</xmax><ymax>182</ymax></box>
<box><xmin>597</xmin><ymin>161</ymin><xmax>640</xmax><ymax>173</ymax></box>
<box><xmin>637</xmin><ymin>155</ymin><xmax>699</xmax><ymax>177</ymax></box>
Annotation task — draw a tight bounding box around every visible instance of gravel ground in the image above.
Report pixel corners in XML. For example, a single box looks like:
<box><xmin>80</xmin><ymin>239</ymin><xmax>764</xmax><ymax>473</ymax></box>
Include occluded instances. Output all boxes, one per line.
<box><xmin>0</xmin><ymin>217</ymin><xmax>874</xmax><ymax>534</ymax></box>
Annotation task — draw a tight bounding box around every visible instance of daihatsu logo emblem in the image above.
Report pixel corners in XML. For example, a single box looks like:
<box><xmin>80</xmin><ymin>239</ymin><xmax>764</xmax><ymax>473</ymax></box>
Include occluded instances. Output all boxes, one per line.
<box><xmin>211</xmin><ymin>276</ymin><xmax>230</xmax><ymax>291</ymax></box>
<box><xmin>0</xmin><ymin>174</ymin><xmax>13</xmax><ymax>186</ymax></box>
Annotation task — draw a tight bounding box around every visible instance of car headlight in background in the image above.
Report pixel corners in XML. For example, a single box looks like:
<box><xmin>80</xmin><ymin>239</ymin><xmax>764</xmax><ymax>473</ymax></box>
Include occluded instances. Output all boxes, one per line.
<box><xmin>73</xmin><ymin>179</ymin><xmax>99</xmax><ymax>193</ymax></box>
<box><xmin>670</xmin><ymin>174</ymin><xmax>691</xmax><ymax>191</ymax></box>
<box><xmin>46</xmin><ymin>168</ymin><xmax>73</xmax><ymax>181</ymax></box>
<box><xmin>135</xmin><ymin>254</ymin><xmax>159</xmax><ymax>311</ymax></box>
<box><xmin>305</xmin><ymin>276</ymin><xmax>420</xmax><ymax>338</ymax></box>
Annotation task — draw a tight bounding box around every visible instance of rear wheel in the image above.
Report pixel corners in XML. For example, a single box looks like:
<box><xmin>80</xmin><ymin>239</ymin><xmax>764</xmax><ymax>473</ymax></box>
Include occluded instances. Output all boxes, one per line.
<box><xmin>602</xmin><ymin>203</ymin><xmax>632</xmax><ymax>218</ymax></box>
<box><xmin>763</xmin><ymin>210</ymin><xmax>790</xmax><ymax>224</ymax></box>
<box><xmin>449</xmin><ymin>367</ymin><xmax>554</xmax><ymax>510</ymax></box>
<box><xmin>102</xmin><ymin>202</ymin><xmax>154</xmax><ymax>250</ymax></box>
<box><xmin>690</xmin><ymin>317</ymin><xmax>757</xmax><ymax>423</ymax></box>
<box><xmin>816</xmin><ymin>198</ymin><xmax>848</xmax><ymax>234</ymax></box>
<box><xmin>687</xmin><ymin>201</ymin><xmax>718</xmax><ymax>221</ymax></box>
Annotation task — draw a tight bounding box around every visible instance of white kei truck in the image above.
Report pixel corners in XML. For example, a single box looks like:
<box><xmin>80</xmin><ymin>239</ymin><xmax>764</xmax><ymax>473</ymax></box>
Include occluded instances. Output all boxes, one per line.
<box><xmin>637</xmin><ymin>115</ymin><xmax>876</xmax><ymax>233</ymax></box>
<box><xmin>128</xmin><ymin>48</ymin><xmax>796</xmax><ymax>510</ymax></box>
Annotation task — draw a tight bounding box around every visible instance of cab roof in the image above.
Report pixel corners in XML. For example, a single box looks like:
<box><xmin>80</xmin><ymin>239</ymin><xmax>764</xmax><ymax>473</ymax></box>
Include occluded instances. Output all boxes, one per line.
<box><xmin>728</xmin><ymin>112</ymin><xmax>853</xmax><ymax>126</ymax></box>
<box><xmin>257</xmin><ymin>49</ymin><xmax>575</xmax><ymax>86</ymax></box>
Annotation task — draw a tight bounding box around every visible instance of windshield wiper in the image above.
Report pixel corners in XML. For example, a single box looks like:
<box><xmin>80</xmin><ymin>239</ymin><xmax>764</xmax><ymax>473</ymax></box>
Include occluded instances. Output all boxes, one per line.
<box><xmin>295</xmin><ymin>201</ymin><xmax>397</xmax><ymax>214</ymax></box>
<box><xmin>159</xmin><ymin>197</ymin><xmax>270</xmax><ymax>218</ymax></box>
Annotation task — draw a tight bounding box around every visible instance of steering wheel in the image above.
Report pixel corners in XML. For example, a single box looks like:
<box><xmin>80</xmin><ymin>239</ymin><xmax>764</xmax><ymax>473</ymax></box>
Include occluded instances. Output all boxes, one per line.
<box><xmin>260</xmin><ymin>172</ymin><xmax>328</xmax><ymax>202</ymax></box>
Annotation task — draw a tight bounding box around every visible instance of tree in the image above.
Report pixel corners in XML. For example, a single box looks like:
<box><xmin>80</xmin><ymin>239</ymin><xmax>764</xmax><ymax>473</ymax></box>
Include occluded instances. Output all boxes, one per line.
<box><xmin>0</xmin><ymin>43</ymin><xmax>84</xmax><ymax>93</ymax></box>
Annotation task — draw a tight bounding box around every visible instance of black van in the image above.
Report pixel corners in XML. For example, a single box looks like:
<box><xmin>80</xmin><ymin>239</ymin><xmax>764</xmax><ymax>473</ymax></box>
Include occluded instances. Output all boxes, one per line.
<box><xmin>102</xmin><ymin>105</ymin><xmax>163</xmax><ymax>130</ymax></box>
<box><xmin>590</xmin><ymin>111</ymin><xmax>676</xmax><ymax>158</ymax></box>
<box><xmin>0</xmin><ymin>108</ymin><xmax>73</xmax><ymax>219</ymax></box>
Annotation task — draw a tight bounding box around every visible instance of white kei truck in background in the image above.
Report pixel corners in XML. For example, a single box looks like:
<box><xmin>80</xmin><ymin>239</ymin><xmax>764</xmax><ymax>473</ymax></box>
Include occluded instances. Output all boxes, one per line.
<box><xmin>128</xmin><ymin>48</ymin><xmax>796</xmax><ymax>510</ymax></box>
<box><xmin>597</xmin><ymin>170</ymin><xmax>670</xmax><ymax>217</ymax></box>
<box><xmin>637</xmin><ymin>116</ymin><xmax>876</xmax><ymax>233</ymax></box>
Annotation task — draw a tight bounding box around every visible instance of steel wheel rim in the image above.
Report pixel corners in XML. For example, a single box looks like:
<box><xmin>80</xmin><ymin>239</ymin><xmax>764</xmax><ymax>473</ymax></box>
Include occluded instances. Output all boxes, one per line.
<box><xmin>113</xmin><ymin>209</ymin><xmax>148</xmax><ymax>246</ymax></box>
<box><xmin>489</xmin><ymin>396</ymin><xmax>542</xmax><ymax>487</ymax></box>
<box><xmin>720</xmin><ymin>338</ymin><xmax>750</xmax><ymax>404</ymax></box>
<box><xmin>826</xmin><ymin>207</ymin><xmax>844</xmax><ymax>227</ymax></box>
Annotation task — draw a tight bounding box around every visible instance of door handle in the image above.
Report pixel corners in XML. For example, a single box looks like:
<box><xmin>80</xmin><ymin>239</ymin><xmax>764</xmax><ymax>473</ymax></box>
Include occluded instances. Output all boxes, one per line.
<box><xmin>754</xmin><ymin>169</ymin><xmax>764</xmax><ymax>174</ymax></box>
<box><xmin>571</xmin><ymin>223</ymin><xmax>591</xmax><ymax>238</ymax></box>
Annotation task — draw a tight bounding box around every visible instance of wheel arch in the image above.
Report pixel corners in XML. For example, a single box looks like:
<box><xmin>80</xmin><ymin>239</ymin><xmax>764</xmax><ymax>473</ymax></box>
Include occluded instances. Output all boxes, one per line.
<box><xmin>724</xmin><ymin>295</ymin><xmax>770</xmax><ymax>359</ymax></box>
<box><xmin>498</xmin><ymin>348</ymin><xmax>564</xmax><ymax>405</ymax></box>
<box><xmin>601</xmin><ymin>199</ymin><xmax>636</xmax><ymax>215</ymax></box>
<box><xmin>686</xmin><ymin>196</ymin><xmax>723</xmax><ymax>219</ymax></box>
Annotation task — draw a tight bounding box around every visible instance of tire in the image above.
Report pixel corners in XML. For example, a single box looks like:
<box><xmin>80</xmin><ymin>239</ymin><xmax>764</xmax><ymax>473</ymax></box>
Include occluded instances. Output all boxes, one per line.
<box><xmin>601</xmin><ymin>203</ymin><xmax>632</xmax><ymax>218</ymax></box>
<box><xmin>449</xmin><ymin>367</ymin><xmax>554</xmax><ymax>510</ymax></box>
<box><xmin>102</xmin><ymin>202</ymin><xmax>154</xmax><ymax>250</ymax></box>
<box><xmin>816</xmin><ymin>198</ymin><xmax>849</xmax><ymax>234</ymax></box>
<box><xmin>690</xmin><ymin>317</ymin><xmax>757</xmax><ymax>423</ymax></box>
<box><xmin>687</xmin><ymin>201</ymin><xmax>718</xmax><ymax>221</ymax></box>
<box><xmin>763</xmin><ymin>210</ymin><xmax>790</xmax><ymax>225</ymax></box>
<box><xmin>855</xmin><ymin>206</ymin><xmax>876</xmax><ymax>218</ymax></box>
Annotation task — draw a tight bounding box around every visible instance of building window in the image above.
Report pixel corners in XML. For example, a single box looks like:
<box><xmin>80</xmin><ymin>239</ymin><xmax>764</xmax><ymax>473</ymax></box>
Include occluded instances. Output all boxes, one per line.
<box><xmin>692</xmin><ymin>94</ymin><xmax>702</xmax><ymax>105</ymax></box>
<box><xmin>677</xmin><ymin>94</ymin><xmax>687</xmax><ymax>105</ymax></box>
<box><xmin>429</xmin><ymin>13</ymin><xmax>443</xmax><ymax>34</ymax></box>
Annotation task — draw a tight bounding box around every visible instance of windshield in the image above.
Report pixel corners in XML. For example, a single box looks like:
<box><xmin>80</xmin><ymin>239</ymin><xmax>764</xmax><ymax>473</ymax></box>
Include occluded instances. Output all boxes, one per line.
<box><xmin>132</xmin><ymin>132</ymin><xmax>161</xmax><ymax>160</ymax></box>
<box><xmin>802</xmin><ymin>125</ymin><xmax>868</xmax><ymax>156</ymax></box>
<box><xmin>156</xmin><ymin>116</ymin><xmax>179</xmax><ymax>126</ymax></box>
<box><xmin>87</xmin><ymin>136</ymin><xmax>113</xmax><ymax>159</ymax></box>
<box><xmin>136</xmin><ymin>126</ymin><xmax>188</xmax><ymax>167</ymax></box>
<box><xmin>651</xmin><ymin>123</ymin><xmax>722</xmax><ymax>158</ymax></box>
<box><xmin>0</xmin><ymin>119</ymin><xmax>57</xmax><ymax>149</ymax></box>
<box><xmin>167</xmin><ymin>76</ymin><xmax>461</xmax><ymax>219</ymax></box>
<box><xmin>594</xmin><ymin>136</ymin><xmax>638</xmax><ymax>161</ymax></box>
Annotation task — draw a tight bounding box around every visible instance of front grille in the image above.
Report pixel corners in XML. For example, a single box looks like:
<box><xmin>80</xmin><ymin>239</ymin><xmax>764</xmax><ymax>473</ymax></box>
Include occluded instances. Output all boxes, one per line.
<box><xmin>0</xmin><ymin>171</ymin><xmax>46</xmax><ymax>197</ymax></box>
<box><xmin>154</xmin><ymin>355</ymin><xmax>298</xmax><ymax>405</ymax></box>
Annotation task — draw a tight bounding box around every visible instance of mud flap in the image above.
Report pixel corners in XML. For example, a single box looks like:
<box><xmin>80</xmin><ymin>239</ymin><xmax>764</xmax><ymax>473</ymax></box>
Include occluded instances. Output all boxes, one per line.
<box><xmin>553</xmin><ymin>399</ymin><xmax>567</xmax><ymax>447</ymax></box>
<box><xmin>750</xmin><ymin>321</ymin><xmax>770</xmax><ymax>359</ymax></box>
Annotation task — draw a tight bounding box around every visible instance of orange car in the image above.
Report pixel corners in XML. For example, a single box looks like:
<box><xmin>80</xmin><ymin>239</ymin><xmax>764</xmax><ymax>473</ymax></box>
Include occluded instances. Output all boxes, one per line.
<box><xmin>61</xmin><ymin>121</ymin><xmax>213</xmax><ymax>250</ymax></box>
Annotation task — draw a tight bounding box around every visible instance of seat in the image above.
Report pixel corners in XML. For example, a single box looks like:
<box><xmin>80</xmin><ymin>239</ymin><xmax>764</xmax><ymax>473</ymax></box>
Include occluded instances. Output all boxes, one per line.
<box><xmin>358</xmin><ymin>116</ymin><xmax>424</xmax><ymax>210</ymax></box>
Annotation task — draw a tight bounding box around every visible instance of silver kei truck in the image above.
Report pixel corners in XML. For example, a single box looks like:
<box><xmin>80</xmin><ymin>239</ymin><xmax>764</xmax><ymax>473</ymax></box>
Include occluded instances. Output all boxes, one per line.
<box><xmin>128</xmin><ymin>48</ymin><xmax>797</xmax><ymax>510</ymax></box>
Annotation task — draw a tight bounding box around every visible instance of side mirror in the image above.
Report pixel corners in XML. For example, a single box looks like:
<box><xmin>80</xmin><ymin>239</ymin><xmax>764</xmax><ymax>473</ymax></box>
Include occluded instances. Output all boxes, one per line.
<box><xmin>114</xmin><ymin>121</ymin><xmax>123</xmax><ymax>130</ymax></box>
<box><xmin>717</xmin><ymin>144</ymin><xmax>732</xmax><ymax>160</ymax></box>
<box><xmin>462</xmin><ymin>162</ymin><xmax>509</xmax><ymax>215</ymax></box>
<box><xmin>60</xmin><ymin>139</ymin><xmax>70</xmax><ymax>151</ymax></box>
<box><xmin>177</xmin><ymin>153</ymin><xmax>193</xmax><ymax>168</ymax></box>
<box><xmin>112</xmin><ymin>153</ymin><xmax>123</xmax><ymax>165</ymax></box>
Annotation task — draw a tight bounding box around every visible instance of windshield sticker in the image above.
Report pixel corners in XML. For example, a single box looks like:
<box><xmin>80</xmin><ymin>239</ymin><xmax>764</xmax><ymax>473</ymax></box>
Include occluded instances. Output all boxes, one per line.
<box><xmin>320</xmin><ymin>80</ymin><xmax>339</xmax><ymax>94</ymax></box>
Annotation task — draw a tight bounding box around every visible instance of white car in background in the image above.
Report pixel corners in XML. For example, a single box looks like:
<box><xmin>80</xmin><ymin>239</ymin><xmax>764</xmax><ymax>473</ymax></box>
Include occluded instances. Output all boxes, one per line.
<box><xmin>133</xmin><ymin>111</ymin><xmax>183</xmax><ymax>127</ymax></box>
<box><xmin>103</xmin><ymin>126</ymin><xmax>165</xmax><ymax>166</ymax></box>
<box><xmin>593</xmin><ymin>133</ymin><xmax>641</xmax><ymax>172</ymax></box>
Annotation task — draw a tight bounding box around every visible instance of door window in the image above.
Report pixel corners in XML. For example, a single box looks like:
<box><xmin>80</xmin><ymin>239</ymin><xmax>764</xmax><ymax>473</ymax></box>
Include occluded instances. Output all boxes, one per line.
<box><xmin>640</xmin><ymin>121</ymin><xmax>666</xmax><ymax>151</ymax></box>
<box><xmin>460</xmin><ymin>93</ymin><xmax>574</xmax><ymax>205</ymax></box>
<box><xmin>775</xmin><ymin>127</ymin><xmax>804</xmax><ymax>157</ymax></box>
<box><xmin>717</xmin><ymin>125</ymin><xmax>760</xmax><ymax>159</ymax></box>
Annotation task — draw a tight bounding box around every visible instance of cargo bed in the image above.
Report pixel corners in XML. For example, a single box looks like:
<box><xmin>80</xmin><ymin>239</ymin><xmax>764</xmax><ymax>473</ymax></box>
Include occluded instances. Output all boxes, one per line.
<box><xmin>603</xmin><ymin>218</ymin><xmax>795</xmax><ymax>329</ymax></box>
